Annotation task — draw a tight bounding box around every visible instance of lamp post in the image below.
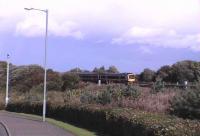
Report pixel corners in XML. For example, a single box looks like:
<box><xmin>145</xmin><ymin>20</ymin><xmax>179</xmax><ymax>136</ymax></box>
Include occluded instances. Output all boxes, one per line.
<box><xmin>24</xmin><ymin>8</ymin><xmax>48</xmax><ymax>122</ymax></box>
<box><xmin>5</xmin><ymin>54</ymin><xmax>10</xmax><ymax>107</ymax></box>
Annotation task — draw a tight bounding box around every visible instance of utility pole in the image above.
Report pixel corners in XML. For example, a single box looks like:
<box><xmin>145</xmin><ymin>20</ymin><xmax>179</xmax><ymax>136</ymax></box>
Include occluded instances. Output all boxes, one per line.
<box><xmin>5</xmin><ymin>54</ymin><xmax>10</xmax><ymax>107</ymax></box>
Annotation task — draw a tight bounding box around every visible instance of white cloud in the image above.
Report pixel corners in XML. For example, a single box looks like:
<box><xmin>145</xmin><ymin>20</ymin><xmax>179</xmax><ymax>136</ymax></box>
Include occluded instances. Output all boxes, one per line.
<box><xmin>0</xmin><ymin>0</ymin><xmax>200</xmax><ymax>40</ymax></box>
<box><xmin>16</xmin><ymin>16</ymin><xmax>84</xmax><ymax>39</ymax></box>
<box><xmin>112</xmin><ymin>26</ymin><xmax>200</xmax><ymax>51</ymax></box>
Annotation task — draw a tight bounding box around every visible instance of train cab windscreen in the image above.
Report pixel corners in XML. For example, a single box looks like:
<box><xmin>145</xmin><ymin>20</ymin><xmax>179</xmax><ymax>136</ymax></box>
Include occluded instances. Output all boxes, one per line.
<box><xmin>129</xmin><ymin>75</ymin><xmax>135</xmax><ymax>79</ymax></box>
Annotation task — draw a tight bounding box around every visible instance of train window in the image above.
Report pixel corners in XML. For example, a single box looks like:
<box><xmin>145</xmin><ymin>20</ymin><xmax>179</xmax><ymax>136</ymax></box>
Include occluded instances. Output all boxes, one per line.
<box><xmin>129</xmin><ymin>75</ymin><xmax>135</xmax><ymax>79</ymax></box>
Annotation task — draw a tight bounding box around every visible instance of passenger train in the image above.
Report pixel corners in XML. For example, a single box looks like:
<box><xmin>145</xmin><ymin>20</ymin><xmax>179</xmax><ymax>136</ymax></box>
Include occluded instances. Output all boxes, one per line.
<box><xmin>78</xmin><ymin>72</ymin><xmax>136</xmax><ymax>84</ymax></box>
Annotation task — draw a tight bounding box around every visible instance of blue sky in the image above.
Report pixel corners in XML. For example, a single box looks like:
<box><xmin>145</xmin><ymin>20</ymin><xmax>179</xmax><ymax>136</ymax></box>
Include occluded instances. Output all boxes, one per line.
<box><xmin>0</xmin><ymin>0</ymin><xmax>200</xmax><ymax>73</ymax></box>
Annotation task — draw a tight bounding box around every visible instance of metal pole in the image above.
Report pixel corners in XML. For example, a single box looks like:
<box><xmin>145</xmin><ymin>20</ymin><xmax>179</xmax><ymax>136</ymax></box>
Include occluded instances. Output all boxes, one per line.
<box><xmin>43</xmin><ymin>9</ymin><xmax>48</xmax><ymax>122</ymax></box>
<box><xmin>5</xmin><ymin>54</ymin><xmax>10</xmax><ymax>107</ymax></box>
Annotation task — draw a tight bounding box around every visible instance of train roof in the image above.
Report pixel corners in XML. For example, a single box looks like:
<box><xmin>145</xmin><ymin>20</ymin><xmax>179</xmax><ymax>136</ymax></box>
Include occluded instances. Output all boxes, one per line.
<box><xmin>78</xmin><ymin>72</ymin><xmax>134</xmax><ymax>75</ymax></box>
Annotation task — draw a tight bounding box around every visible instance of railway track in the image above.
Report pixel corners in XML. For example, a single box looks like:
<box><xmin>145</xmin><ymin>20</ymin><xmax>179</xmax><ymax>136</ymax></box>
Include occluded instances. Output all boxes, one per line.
<box><xmin>138</xmin><ymin>83</ymin><xmax>197</xmax><ymax>88</ymax></box>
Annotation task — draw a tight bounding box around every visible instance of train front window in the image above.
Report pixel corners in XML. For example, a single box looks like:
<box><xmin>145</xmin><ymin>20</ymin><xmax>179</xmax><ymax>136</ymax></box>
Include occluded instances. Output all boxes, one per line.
<box><xmin>129</xmin><ymin>75</ymin><xmax>135</xmax><ymax>79</ymax></box>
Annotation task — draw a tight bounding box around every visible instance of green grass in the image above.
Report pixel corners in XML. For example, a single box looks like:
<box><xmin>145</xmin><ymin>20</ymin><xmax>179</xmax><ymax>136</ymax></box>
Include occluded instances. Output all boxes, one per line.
<box><xmin>5</xmin><ymin>111</ymin><xmax>98</xmax><ymax>136</ymax></box>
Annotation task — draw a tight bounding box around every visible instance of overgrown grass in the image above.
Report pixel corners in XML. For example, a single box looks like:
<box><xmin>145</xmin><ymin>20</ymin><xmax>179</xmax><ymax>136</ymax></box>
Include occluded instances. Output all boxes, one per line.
<box><xmin>5</xmin><ymin>85</ymin><xmax>180</xmax><ymax>114</ymax></box>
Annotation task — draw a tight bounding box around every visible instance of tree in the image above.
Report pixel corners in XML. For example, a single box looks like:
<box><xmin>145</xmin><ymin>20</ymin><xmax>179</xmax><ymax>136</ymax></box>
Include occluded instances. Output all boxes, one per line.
<box><xmin>93</xmin><ymin>66</ymin><xmax>106</xmax><ymax>74</ymax></box>
<box><xmin>140</xmin><ymin>68</ymin><xmax>156</xmax><ymax>82</ymax></box>
<box><xmin>47</xmin><ymin>69</ymin><xmax>63</xmax><ymax>91</ymax></box>
<box><xmin>93</xmin><ymin>67</ymin><xmax>98</xmax><ymax>73</ymax></box>
<box><xmin>9</xmin><ymin>65</ymin><xmax>63</xmax><ymax>92</ymax></box>
<box><xmin>99</xmin><ymin>66</ymin><xmax>106</xmax><ymax>73</ymax></box>
<box><xmin>155</xmin><ymin>61</ymin><xmax>200</xmax><ymax>83</ymax></box>
<box><xmin>0</xmin><ymin>61</ymin><xmax>7</xmax><ymax>89</ymax></box>
<box><xmin>10</xmin><ymin>65</ymin><xmax>44</xmax><ymax>92</ymax></box>
<box><xmin>156</xmin><ymin>65</ymin><xmax>172</xmax><ymax>82</ymax></box>
<box><xmin>61</xmin><ymin>72</ymin><xmax>80</xmax><ymax>90</ymax></box>
<box><xmin>170</xmin><ymin>61</ymin><xmax>199</xmax><ymax>82</ymax></box>
<box><xmin>107</xmin><ymin>66</ymin><xmax>119</xmax><ymax>73</ymax></box>
<box><xmin>69</xmin><ymin>68</ymin><xmax>82</xmax><ymax>73</ymax></box>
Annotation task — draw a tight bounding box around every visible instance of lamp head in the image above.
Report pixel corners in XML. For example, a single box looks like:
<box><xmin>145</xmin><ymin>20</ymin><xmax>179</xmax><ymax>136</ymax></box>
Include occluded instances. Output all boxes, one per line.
<box><xmin>24</xmin><ymin>8</ymin><xmax>33</xmax><ymax>10</ymax></box>
<box><xmin>7</xmin><ymin>54</ymin><xmax>10</xmax><ymax>59</ymax></box>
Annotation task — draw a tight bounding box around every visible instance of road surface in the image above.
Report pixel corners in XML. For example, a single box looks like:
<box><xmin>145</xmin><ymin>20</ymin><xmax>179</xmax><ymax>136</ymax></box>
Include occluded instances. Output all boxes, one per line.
<box><xmin>0</xmin><ymin>111</ymin><xmax>74</xmax><ymax>136</ymax></box>
<box><xmin>0</xmin><ymin>122</ymin><xmax>9</xmax><ymax>136</ymax></box>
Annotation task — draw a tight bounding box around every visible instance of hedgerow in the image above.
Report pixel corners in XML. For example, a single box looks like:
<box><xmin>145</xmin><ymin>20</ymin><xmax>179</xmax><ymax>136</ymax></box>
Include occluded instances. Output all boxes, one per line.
<box><xmin>6</xmin><ymin>102</ymin><xmax>200</xmax><ymax>136</ymax></box>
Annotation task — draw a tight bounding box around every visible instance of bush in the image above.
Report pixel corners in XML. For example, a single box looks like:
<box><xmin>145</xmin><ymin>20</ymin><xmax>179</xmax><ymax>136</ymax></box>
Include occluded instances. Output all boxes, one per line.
<box><xmin>122</xmin><ymin>85</ymin><xmax>140</xmax><ymax>99</ymax></box>
<box><xmin>170</xmin><ymin>88</ymin><xmax>200</xmax><ymax>119</ymax></box>
<box><xmin>98</xmin><ymin>90</ymin><xmax>112</xmax><ymax>105</ymax></box>
<box><xmin>62</xmin><ymin>73</ymin><xmax>80</xmax><ymax>90</ymax></box>
<box><xmin>80</xmin><ymin>92</ymin><xmax>97</xmax><ymax>104</ymax></box>
<box><xmin>29</xmin><ymin>84</ymin><xmax>43</xmax><ymax>93</ymax></box>
<box><xmin>152</xmin><ymin>81</ymin><xmax>165</xmax><ymax>93</ymax></box>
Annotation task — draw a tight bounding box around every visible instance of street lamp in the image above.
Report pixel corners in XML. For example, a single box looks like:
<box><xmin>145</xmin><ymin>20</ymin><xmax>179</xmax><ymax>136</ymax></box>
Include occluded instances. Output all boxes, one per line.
<box><xmin>24</xmin><ymin>8</ymin><xmax>48</xmax><ymax>122</ymax></box>
<box><xmin>5</xmin><ymin>54</ymin><xmax>10</xmax><ymax>107</ymax></box>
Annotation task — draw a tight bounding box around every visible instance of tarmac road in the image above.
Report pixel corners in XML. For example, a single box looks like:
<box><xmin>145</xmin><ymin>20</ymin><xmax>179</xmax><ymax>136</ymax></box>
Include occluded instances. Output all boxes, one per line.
<box><xmin>0</xmin><ymin>112</ymin><xmax>74</xmax><ymax>136</ymax></box>
<box><xmin>0</xmin><ymin>122</ymin><xmax>9</xmax><ymax>136</ymax></box>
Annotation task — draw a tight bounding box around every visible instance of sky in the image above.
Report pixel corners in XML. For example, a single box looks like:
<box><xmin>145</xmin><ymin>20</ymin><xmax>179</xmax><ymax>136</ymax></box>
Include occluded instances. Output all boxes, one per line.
<box><xmin>0</xmin><ymin>0</ymin><xmax>200</xmax><ymax>73</ymax></box>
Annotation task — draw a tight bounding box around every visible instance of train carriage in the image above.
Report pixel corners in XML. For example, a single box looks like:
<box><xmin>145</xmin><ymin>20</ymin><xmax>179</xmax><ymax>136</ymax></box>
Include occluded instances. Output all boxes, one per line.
<box><xmin>78</xmin><ymin>72</ymin><xmax>136</xmax><ymax>84</ymax></box>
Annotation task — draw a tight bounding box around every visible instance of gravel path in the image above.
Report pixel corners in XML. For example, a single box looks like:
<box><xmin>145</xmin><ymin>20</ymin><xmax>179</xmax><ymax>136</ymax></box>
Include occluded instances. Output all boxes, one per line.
<box><xmin>0</xmin><ymin>112</ymin><xmax>74</xmax><ymax>136</ymax></box>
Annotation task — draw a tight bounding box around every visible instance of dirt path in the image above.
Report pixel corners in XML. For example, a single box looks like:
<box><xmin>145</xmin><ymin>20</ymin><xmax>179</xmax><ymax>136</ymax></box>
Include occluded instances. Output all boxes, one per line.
<box><xmin>0</xmin><ymin>112</ymin><xmax>74</xmax><ymax>136</ymax></box>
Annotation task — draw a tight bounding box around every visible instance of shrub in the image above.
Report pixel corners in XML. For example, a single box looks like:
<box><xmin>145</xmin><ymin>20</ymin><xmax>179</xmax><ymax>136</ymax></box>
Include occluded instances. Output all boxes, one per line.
<box><xmin>122</xmin><ymin>85</ymin><xmax>140</xmax><ymax>99</ymax></box>
<box><xmin>29</xmin><ymin>84</ymin><xmax>43</xmax><ymax>93</ymax></box>
<box><xmin>170</xmin><ymin>88</ymin><xmax>200</xmax><ymax>119</ymax></box>
<box><xmin>80</xmin><ymin>92</ymin><xmax>97</xmax><ymax>104</ymax></box>
<box><xmin>62</xmin><ymin>72</ymin><xmax>80</xmax><ymax>90</ymax></box>
<box><xmin>24</xmin><ymin>91</ymin><xmax>43</xmax><ymax>102</ymax></box>
<box><xmin>152</xmin><ymin>81</ymin><xmax>165</xmax><ymax>93</ymax></box>
<box><xmin>98</xmin><ymin>90</ymin><xmax>112</xmax><ymax>105</ymax></box>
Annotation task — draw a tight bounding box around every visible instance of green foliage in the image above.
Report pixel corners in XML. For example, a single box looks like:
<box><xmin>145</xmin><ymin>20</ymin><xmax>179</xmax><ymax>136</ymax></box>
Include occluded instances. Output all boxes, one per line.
<box><xmin>47</xmin><ymin>69</ymin><xmax>63</xmax><ymax>91</ymax></box>
<box><xmin>140</xmin><ymin>68</ymin><xmax>156</xmax><ymax>82</ymax></box>
<box><xmin>10</xmin><ymin>65</ymin><xmax>44</xmax><ymax>92</ymax></box>
<box><xmin>10</xmin><ymin>65</ymin><xmax>62</xmax><ymax>92</ymax></box>
<box><xmin>93</xmin><ymin>66</ymin><xmax>119</xmax><ymax>74</ymax></box>
<box><xmin>6</xmin><ymin>102</ymin><xmax>200</xmax><ymax>136</ymax></box>
<box><xmin>93</xmin><ymin>66</ymin><xmax>106</xmax><ymax>74</ymax></box>
<box><xmin>80</xmin><ymin>92</ymin><xmax>97</xmax><ymax>104</ymax></box>
<box><xmin>69</xmin><ymin>68</ymin><xmax>82</xmax><ymax>73</ymax></box>
<box><xmin>108</xmin><ymin>86</ymin><xmax>123</xmax><ymax>101</ymax></box>
<box><xmin>122</xmin><ymin>85</ymin><xmax>140</xmax><ymax>99</ymax></box>
<box><xmin>156</xmin><ymin>60</ymin><xmax>200</xmax><ymax>83</ymax></box>
<box><xmin>79</xmin><ymin>85</ymin><xmax>140</xmax><ymax>105</ymax></box>
<box><xmin>0</xmin><ymin>61</ymin><xmax>7</xmax><ymax>88</ymax></box>
<box><xmin>62</xmin><ymin>72</ymin><xmax>80</xmax><ymax>90</ymax></box>
<box><xmin>170</xmin><ymin>88</ymin><xmax>200</xmax><ymax>119</ymax></box>
<box><xmin>106</xmin><ymin>66</ymin><xmax>119</xmax><ymax>73</ymax></box>
<box><xmin>156</xmin><ymin>65</ymin><xmax>172</xmax><ymax>82</ymax></box>
<box><xmin>152</xmin><ymin>80</ymin><xmax>165</xmax><ymax>93</ymax></box>
<box><xmin>29</xmin><ymin>83</ymin><xmax>43</xmax><ymax>93</ymax></box>
<box><xmin>98</xmin><ymin>90</ymin><xmax>112</xmax><ymax>105</ymax></box>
